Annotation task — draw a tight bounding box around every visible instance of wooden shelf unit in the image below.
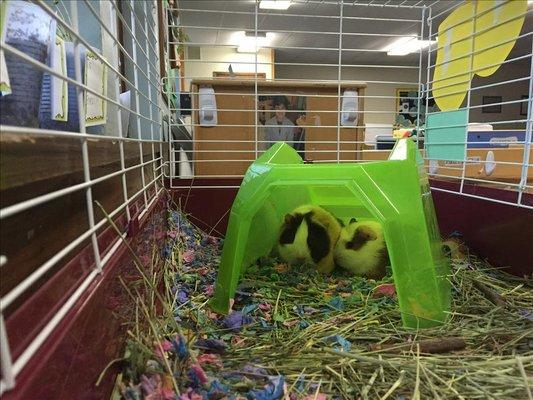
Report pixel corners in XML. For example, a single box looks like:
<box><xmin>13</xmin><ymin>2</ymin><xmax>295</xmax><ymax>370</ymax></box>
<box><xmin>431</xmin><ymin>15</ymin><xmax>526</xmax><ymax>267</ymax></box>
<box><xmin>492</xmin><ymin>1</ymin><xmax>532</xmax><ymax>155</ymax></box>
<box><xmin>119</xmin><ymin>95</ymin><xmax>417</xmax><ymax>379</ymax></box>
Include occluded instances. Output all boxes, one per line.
<box><xmin>361</xmin><ymin>146</ymin><xmax>532</xmax><ymax>189</ymax></box>
<box><xmin>190</xmin><ymin>79</ymin><xmax>367</xmax><ymax>176</ymax></box>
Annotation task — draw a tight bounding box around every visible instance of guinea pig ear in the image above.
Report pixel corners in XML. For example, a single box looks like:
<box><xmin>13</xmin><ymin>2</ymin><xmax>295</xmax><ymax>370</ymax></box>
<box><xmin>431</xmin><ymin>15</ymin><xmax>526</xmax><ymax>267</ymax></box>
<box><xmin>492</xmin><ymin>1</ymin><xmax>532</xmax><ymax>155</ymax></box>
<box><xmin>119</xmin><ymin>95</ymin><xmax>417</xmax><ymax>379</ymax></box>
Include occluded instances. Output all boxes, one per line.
<box><xmin>349</xmin><ymin>218</ymin><xmax>357</xmax><ymax>224</ymax></box>
<box><xmin>356</xmin><ymin>226</ymin><xmax>377</xmax><ymax>241</ymax></box>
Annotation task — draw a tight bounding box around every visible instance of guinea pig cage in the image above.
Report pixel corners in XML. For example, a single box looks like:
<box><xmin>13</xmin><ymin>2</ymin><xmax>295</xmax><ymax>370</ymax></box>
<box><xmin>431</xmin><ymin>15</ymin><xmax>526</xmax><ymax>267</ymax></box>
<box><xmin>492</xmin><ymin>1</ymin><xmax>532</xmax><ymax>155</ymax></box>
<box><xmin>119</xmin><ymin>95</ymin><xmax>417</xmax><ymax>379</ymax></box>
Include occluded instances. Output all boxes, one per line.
<box><xmin>0</xmin><ymin>0</ymin><xmax>532</xmax><ymax>399</ymax></box>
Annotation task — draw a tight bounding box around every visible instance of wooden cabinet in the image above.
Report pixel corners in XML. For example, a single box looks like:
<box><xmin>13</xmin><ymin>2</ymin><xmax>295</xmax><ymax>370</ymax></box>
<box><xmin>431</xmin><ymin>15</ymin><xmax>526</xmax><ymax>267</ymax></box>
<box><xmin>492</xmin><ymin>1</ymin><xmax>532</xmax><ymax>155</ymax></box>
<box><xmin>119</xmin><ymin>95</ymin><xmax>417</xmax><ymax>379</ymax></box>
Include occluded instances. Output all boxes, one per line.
<box><xmin>190</xmin><ymin>79</ymin><xmax>366</xmax><ymax>176</ymax></box>
<box><xmin>361</xmin><ymin>146</ymin><xmax>532</xmax><ymax>188</ymax></box>
<box><xmin>306</xmin><ymin>94</ymin><xmax>364</xmax><ymax>162</ymax></box>
<box><xmin>191</xmin><ymin>84</ymin><xmax>256</xmax><ymax>177</ymax></box>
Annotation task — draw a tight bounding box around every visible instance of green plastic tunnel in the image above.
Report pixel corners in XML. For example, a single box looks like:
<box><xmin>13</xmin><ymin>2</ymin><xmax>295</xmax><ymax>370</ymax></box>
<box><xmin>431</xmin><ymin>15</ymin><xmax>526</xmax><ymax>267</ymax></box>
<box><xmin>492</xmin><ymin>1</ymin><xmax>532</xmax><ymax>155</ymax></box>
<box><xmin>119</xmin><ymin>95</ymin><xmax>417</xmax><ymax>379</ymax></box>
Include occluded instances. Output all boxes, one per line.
<box><xmin>209</xmin><ymin>139</ymin><xmax>450</xmax><ymax>328</ymax></box>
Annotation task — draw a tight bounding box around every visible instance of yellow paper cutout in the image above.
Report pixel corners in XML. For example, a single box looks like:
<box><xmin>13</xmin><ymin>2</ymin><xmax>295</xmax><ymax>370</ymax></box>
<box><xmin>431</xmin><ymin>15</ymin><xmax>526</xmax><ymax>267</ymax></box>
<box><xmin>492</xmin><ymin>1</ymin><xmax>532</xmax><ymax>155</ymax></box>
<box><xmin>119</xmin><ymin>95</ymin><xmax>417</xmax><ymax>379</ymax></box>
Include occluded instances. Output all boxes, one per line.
<box><xmin>473</xmin><ymin>0</ymin><xmax>527</xmax><ymax>77</ymax></box>
<box><xmin>432</xmin><ymin>0</ymin><xmax>527</xmax><ymax>111</ymax></box>
<box><xmin>432</xmin><ymin>2</ymin><xmax>474</xmax><ymax>112</ymax></box>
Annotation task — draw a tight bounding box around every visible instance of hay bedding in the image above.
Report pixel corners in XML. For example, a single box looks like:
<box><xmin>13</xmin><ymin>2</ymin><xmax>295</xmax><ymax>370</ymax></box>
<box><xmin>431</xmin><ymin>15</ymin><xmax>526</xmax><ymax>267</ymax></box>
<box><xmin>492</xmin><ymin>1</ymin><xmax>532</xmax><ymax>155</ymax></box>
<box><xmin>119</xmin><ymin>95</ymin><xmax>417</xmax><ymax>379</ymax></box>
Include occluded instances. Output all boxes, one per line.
<box><xmin>114</xmin><ymin>208</ymin><xmax>533</xmax><ymax>400</ymax></box>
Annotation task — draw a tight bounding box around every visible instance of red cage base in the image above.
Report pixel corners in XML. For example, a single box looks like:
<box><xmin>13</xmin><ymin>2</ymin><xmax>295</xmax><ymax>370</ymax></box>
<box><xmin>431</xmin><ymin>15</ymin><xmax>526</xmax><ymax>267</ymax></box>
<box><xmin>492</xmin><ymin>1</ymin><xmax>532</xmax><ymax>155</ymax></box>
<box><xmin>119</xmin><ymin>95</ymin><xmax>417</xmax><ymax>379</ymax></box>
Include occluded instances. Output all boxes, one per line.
<box><xmin>3</xmin><ymin>180</ymin><xmax>531</xmax><ymax>399</ymax></box>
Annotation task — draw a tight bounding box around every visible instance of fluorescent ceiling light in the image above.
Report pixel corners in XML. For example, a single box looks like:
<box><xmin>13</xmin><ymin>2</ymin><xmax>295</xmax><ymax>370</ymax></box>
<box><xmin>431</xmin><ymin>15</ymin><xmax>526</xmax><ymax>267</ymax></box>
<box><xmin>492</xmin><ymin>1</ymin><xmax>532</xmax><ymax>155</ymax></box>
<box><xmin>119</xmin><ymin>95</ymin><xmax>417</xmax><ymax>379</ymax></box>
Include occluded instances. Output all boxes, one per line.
<box><xmin>235</xmin><ymin>31</ymin><xmax>273</xmax><ymax>53</ymax></box>
<box><xmin>246</xmin><ymin>31</ymin><xmax>267</xmax><ymax>38</ymax></box>
<box><xmin>259</xmin><ymin>1</ymin><xmax>292</xmax><ymax>10</ymax></box>
<box><xmin>382</xmin><ymin>36</ymin><xmax>436</xmax><ymax>56</ymax></box>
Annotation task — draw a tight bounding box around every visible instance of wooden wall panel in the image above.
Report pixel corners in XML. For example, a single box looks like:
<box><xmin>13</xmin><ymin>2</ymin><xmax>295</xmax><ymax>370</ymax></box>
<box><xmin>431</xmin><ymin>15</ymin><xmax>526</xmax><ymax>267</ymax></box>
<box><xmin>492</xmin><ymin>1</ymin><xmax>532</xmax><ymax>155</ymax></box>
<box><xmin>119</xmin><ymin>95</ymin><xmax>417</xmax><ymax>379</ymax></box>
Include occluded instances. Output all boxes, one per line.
<box><xmin>361</xmin><ymin>146</ymin><xmax>532</xmax><ymax>188</ymax></box>
<box><xmin>193</xmin><ymin>84</ymin><xmax>255</xmax><ymax>176</ymax></box>
<box><xmin>0</xmin><ymin>134</ymin><xmax>85</xmax><ymax>204</ymax></box>
<box><xmin>305</xmin><ymin>92</ymin><xmax>362</xmax><ymax>162</ymax></box>
<box><xmin>191</xmin><ymin>80</ymin><xmax>366</xmax><ymax>176</ymax></box>
<box><xmin>0</xmin><ymin>133</ymin><xmax>167</xmax><ymax>313</ymax></box>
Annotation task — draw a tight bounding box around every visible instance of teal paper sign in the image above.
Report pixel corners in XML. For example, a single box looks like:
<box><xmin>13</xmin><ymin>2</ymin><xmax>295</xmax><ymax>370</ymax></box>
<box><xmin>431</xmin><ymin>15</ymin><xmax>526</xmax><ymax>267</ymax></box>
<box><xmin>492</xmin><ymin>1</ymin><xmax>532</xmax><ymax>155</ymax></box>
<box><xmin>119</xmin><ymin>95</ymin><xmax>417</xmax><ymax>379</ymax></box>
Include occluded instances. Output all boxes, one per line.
<box><xmin>425</xmin><ymin>109</ymin><xmax>468</xmax><ymax>161</ymax></box>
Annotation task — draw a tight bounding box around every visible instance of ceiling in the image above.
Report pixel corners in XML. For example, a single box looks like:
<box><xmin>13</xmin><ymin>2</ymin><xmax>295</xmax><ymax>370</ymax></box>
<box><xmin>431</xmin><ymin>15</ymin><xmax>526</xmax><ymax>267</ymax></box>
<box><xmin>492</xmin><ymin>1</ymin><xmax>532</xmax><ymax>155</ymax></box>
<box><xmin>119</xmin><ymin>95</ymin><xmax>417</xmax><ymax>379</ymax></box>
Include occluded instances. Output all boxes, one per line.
<box><xmin>178</xmin><ymin>0</ymin><xmax>533</xmax><ymax>67</ymax></box>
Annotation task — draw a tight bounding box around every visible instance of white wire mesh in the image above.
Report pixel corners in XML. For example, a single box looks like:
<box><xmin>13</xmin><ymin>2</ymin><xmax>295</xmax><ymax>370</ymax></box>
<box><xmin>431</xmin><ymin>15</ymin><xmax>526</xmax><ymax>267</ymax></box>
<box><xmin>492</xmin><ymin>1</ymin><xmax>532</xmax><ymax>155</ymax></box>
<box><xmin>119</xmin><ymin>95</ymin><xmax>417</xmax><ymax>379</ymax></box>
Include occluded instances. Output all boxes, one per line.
<box><xmin>167</xmin><ymin>0</ymin><xmax>531</xmax><ymax>210</ymax></box>
<box><xmin>424</xmin><ymin>1</ymin><xmax>532</xmax><ymax>208</ymax></box>
<box><xmin>0</xmin><ymin>0</ymin><xmax>166</xmax><ymax>393</ymax></box>
<box><xmin>0</xmin><ymin>0</ymin><xmax>531</xmax><ymax>395</ymax></box>
<box><xmin>168</xmin><ymin>0</ymin><xmax>424</xmax><ymax>185</ymax></box>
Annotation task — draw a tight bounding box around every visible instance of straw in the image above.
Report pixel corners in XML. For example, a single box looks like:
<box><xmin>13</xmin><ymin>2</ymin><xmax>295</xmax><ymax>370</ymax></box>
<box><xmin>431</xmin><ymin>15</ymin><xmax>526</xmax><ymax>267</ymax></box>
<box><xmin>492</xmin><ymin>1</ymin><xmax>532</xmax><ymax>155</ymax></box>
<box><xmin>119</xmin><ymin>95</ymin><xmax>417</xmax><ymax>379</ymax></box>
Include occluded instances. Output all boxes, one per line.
<box><xmin>111</xmin><ymin>205</ymin><xmax>533</xmax><ymax>399</ymax></box>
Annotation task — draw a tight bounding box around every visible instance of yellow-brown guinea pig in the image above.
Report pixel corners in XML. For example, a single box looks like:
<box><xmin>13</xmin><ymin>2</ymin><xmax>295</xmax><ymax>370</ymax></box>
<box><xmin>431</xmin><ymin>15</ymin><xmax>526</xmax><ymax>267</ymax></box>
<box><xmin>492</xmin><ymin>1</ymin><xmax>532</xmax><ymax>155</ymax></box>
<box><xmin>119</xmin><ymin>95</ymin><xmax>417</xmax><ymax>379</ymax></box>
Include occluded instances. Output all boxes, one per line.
<box><xmin>276</xmin><ymin>205</ymin><xmax>342</xmax><ymax>274</ymax></box>
<box><xmin>334</xmin><ymin>218</ymin><xmax>389</xmax><ymax>279</ymax></box>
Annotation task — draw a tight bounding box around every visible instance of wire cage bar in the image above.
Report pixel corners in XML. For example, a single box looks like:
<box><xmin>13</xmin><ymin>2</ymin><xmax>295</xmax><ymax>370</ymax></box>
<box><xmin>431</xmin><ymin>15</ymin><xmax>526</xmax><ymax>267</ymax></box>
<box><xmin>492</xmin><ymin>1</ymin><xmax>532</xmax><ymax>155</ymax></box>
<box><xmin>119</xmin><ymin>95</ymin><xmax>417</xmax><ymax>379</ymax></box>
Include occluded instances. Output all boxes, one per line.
<box><xmin>423</xmin><ymin>1</ymin><xmax>532</xmax><ymax>208</ymax></box>
<box><xmin>0</xmin><ymin>0</ymin><xmax>167</xmax><ymax>394</ymax></box>
<box><xmin>166</xmin><ymin>0</ymin><xmax>532</xmax><ymax>210</ymax></box>
<box><xmin>0</xmin><ymin>0</ymin><xmax>532</xmax><ymax>396</ymax></box>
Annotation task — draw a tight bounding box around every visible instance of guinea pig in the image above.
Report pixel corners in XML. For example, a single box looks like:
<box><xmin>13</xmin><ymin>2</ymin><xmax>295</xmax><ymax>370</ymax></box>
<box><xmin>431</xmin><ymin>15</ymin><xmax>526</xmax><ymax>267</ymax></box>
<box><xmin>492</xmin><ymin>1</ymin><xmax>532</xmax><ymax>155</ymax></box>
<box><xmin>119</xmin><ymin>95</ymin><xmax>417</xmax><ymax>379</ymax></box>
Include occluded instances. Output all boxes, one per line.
<box><xmin>334</xmin><ymin>218</ymin><xmax>389</xmax><ymax>279</ymax></box>
<box><xmin>276</xmin><ymin>204</ymin><xmax>342</xmax><ymax>274</ymax></box>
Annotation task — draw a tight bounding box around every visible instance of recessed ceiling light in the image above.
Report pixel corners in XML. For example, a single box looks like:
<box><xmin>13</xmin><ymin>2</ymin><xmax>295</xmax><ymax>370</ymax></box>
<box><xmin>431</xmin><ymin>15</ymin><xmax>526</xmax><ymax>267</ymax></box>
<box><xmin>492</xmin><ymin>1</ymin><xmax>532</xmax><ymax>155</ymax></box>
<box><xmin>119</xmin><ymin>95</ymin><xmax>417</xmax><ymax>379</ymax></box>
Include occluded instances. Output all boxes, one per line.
<box><xmin>259</xmin><ymin>1</ymin><xmax>292</xmax><ymax>10</ymax></box>
<box><xmin>382</xmin><ymin>36</ymin><xmax>436</xmax><ymax>56</ymax></box>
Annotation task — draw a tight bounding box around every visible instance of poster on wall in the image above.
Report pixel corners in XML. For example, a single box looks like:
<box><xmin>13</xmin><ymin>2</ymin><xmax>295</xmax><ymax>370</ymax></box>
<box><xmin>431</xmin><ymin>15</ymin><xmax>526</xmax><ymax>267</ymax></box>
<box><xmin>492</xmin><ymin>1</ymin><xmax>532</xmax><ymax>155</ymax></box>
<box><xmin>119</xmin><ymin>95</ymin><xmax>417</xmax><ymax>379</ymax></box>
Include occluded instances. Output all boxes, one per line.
<box><xmin>84</xmin><ymin>51</ymin><xmax>107</xmax><ymax>126</ymax></box>
<box><xmin>0</xmin><ymin>0</ymin><xmax>11</xmax><ymax>95</ymax></box>
<box><xmin>51</xmin><ymin>34</ymin><xmax>68</xmax><ymax>121</ymax></box>
<box><xmin>119</xmin><ymin>90</ymin><xmax>131</xmax><ymax>136</ymax></box>
<box><xmin>481</xmin><ymin>96</ymin><xmax>502</xmax><ymax>114</ymax></box>
<box><xmin>0</xmin><ymin>43</ymin><xmax>10</xmax><ymax>96</ymax></box>
<box><xmin>396</xmin><ymin>88</ymin><xmax>418</xmax><ymax>127</ymax></box>
<box><xmin>520</xmin><ymin>95</ymin><xmax>528</xmax><ymax>116</ymax></box>
<box><xmin>259</xmin><ymin>95</ymin><xmax>306</xmax><ymax>158</ymax></box>
<box><xmin>396</xmin><ymin>88</ymin><xmax>437</xmax><ymax>128</ymax></box>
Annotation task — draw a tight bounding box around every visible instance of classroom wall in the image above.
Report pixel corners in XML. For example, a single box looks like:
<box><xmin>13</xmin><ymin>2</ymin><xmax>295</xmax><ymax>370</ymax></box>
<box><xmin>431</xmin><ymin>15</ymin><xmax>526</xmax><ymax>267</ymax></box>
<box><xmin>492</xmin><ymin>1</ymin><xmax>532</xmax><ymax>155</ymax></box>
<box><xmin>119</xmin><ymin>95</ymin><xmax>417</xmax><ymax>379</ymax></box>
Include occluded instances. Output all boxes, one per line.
<box><xmin>275</xmin><ymin>64</ymin><xmax>419</xmax><ymax>127</ymax></box>
<box><xmin>275</xmin><ymin>61</ymin><xmax>530</xmax><ymax>130</ymax></box>
<box><xmin>469</xmin><ymin>62</ymin><xmax>530</xmax><ymax>130</ymax></box>
<box><xmin>182</xmin><ymin>46</ymin><xmax>273</xmax><ymax>91</ymax></box>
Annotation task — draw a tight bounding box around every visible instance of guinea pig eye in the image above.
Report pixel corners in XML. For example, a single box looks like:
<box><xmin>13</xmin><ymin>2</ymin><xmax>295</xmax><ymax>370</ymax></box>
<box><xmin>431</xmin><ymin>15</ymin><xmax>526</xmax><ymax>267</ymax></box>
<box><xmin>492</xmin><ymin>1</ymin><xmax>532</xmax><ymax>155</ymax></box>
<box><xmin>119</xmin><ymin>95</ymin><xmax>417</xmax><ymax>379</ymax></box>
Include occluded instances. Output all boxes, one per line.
<box><xmin>345</xmin><ymin>241</ymin><xmax>353</xmax><ymax>249</ymax></box>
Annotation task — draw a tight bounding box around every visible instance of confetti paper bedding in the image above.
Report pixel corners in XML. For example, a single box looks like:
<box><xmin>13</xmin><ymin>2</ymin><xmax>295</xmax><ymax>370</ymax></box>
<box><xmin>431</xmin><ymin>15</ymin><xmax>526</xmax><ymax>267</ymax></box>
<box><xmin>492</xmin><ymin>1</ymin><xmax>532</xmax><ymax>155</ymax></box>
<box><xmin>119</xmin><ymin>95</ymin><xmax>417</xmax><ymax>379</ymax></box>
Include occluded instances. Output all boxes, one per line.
<box><xmin>115</xmin><ymin>209</ymin><xmax>533</xmax><ymax>400</ymax></box>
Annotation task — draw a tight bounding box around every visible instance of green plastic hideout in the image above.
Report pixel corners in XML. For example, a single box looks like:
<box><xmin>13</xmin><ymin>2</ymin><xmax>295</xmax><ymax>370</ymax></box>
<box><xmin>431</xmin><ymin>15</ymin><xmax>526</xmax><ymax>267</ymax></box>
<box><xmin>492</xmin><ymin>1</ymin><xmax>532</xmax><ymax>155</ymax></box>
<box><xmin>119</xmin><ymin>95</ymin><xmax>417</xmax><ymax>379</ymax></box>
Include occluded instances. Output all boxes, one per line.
<box><xmin>210</xmin><ymin>139</ymin><xmax>450</xmax><ymax>328</ymax></box>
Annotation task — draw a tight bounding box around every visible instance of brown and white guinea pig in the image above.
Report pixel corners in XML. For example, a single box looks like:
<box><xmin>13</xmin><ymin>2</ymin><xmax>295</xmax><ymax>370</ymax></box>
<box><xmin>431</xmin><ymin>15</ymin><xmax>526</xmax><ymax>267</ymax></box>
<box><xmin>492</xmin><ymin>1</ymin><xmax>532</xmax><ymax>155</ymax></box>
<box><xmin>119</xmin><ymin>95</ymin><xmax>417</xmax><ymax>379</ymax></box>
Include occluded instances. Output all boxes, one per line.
<box><xmin>276</xmin><ymin>205</ymin><xmax>342</xmax><ymax>274</ymax></box>
<box><xmin>334</xmin><ymin>218</ymin><xmax>389</xmax><ymax>279</ymax></box>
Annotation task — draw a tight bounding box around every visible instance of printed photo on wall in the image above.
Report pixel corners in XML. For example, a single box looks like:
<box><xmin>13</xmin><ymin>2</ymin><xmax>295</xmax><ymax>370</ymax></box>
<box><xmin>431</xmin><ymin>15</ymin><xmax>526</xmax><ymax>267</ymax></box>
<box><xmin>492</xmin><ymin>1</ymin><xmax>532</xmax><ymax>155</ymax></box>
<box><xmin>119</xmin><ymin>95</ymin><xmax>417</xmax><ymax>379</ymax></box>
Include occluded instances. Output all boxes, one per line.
<box><xmin>258</xmin><ymin>95</ymin><xmax>306</xmax><ymax>159</ymax></box>
<box><xmin>520</xmin><ymin>95</ymin><xmax>528</xmax><ymax>116</ymax></box>
<box><xmin>482</xmin><ymin>96</ymin><xmax>502</xmax><ymax>114</ymax></box>
<box><xmin>395</xmin><ymin>88</ymin><xmax>437</xmax><ymax>128</ymax></box>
